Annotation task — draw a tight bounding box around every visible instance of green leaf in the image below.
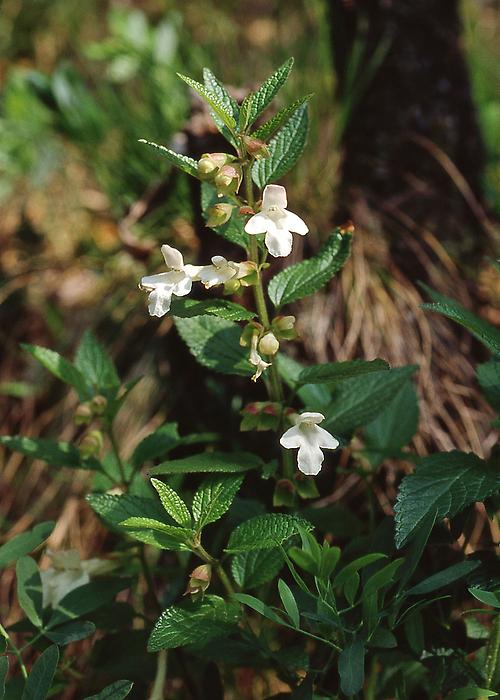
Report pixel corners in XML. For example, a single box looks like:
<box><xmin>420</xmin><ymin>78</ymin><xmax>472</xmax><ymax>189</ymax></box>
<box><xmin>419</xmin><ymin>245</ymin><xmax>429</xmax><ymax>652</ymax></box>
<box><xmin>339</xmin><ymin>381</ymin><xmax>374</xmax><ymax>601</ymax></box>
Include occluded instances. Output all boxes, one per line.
<box><xmin>192</xmin><ymin>474</ymin><xmax>243</xmax><ymax>529</ymax></box>
<box><xmin>338</xmin><ymin>638</ymin><xmax>365</xmax><ymax>695</ymax></box>
<box><xmin>86</xmin><ymin>493</ymin><xmax>166</xmax><ymax>529</ymax></box>
<box><xmin>324</xmin><ymin>365</ymin><xmax>418</xmax><ymax>435</ymax></box>
<box><xmin>177</xmin><ymin>73</ymin><xmax>236</xmax><ymax>131</ymax></box>
<box><xmin>232</xmin><ymin>593</ymin><xmax>283</xmax><ymax>624</ymax></box>
<box><xmin>364</xmin><ymin>381</ymin><xmax>419</xmax><ymax>465</ymax></box>
<box><xmin>226</xmin><ymin>513</ymin><xmax>312</xmax><ymax>552</ymax></box>
<box><xmin>130</xmin><ymin>423</ymin><xmax>180</xmax><ymax>468</ymax></box>
<box><xmin>468</xmin><ymin>588</ymin><xmax>500</xmax><ymax>608</ymax></box>
<box><xmin>21</xmin><ymin>344</ymin><xmax>88</xmax><ymax>399</ymax></box>
<box><xmin>21</xmin><ymin>644</ymin><xmax>59</xmax><ymax>700</ymax></box>
<box><xmin>407</xmin><ymin>560</ymin><xmax>481</xmax><ymax>596</ymax></box>
<box><xmin>278</xmin><ymin>579</ymin><xmax>300</xmax><ymax>628</ymax></box>
<box><xmin>268</xmin><ymin>230</ymin><xmax>352</xmax><ymax>308</ymax></box>
<box><xmin>397</xmin><ymin>509</ymin><xmax>437</xmax><ymax>592</ymax></box>
<box><xmin>48</xmin><ymin>579</ymin><xmax>130</xmax><ymax>627</ymax></box>
<box><xmin>278</xmin><ymin>354</ymin><xmax>331</xmax><ymax>410</ymax></box>
<box><xmin>74</xmin><ymin>330</ymin><xmax>120</xmax><ymax>394</ymax></box>
<box><xmin>421</xmin><ymin>287</ymin><xmax>500</xmax><ymax>355</ymax></box>
<box><xmin>248</xmin><ymin>58</ymin><xmax>294</xmax><ymax>124</ymax></box>
<box><xmin>252</xmin><ymin>102</ymin><xmax>309</xmax><ymax>188</ymax></box>
<box><xmin>252</xmin><ymin>94</ymin><xmax>313</xmax><ymax>141</ymax></box>
<box><xmin>202</xmin><ymin>67</ymin><xmax>239</xmax><ymax>146</ymax></box>
<box><xmin>394</xmin><ymin>450</ymin><xmax>500</xmax><ymax>548</ymax></box>
<box><xmin>170</xmin><ymin>298</ymin><xmax>255</xmax><ymax>322</ymax></box>
<box><xmin>298</xmin><ymin>359</ymin><xmax>389</xmax><ymax>385</ymax></box>
<box><xmin>477</xmin><ymin>360</ymin><xmax>500</xmax><ymax>412</ymax></box>
<box><xmin>363</xmin><ymin>559</ymin><xmax>404</xmax><ymax>600</ymax></box>
<box><xmin>44</xmin><ymin>620</ymin><xmax>95</xmax><ymax>645</ymax></box>
<box><xmin>83</xmin><ymin>680</ymin><xmax>134</xmax><ymax>700</ymax></box>
<box><xmin>0</xmin><ymin>521</ymin><xmax>54</xmax><ymax>569</ymax></box>
<box><xmin>150</xmin><ymin>478</ymin><xmax>192</xmax><ymax>527</ymax></box>
<box><xmin>333</xmin><ymin>554</ymin><xmax>388</xmax><ymax>589</ymax></box>
<box><xmin>138</xmin><ymin>139</ymin><xmax>198</xmax><ymax>177</ymax></box>
<box><xmin>120</xmin><ymin>517</ymin><xmax>192</xmax><ymax>540</ymax></box>
<box><xmin>231</xmin><ymin>548</ymin><xmax>284</xmax><ymax>589</ymax></box>
<box><xmin>150</xmin><ymin>451</ymin><xmax>262</xmax><ymax>476</ymax></box>
<box><xmin>0</xmin><ymin>436</ymin><xmax>100</xmax><ymax>470</ymax></box>
<box><xmin>0</xmin><ymin>657</ymin><xmax>8</xmax><ymax>700</ymax></box>
<box><xmin>148</xmin><ymin>595</ymin><xmax>239</xmax><ymax>651</ymax></box>
<box><xmin>444</xmin><ymin>688</ymin><xmax>498</xmax><ymax>700</ymax></box>
<box><xmin>239</xmin><ymin>93</ymin><xmax>255</xmax><ymax>131</ymax></box>
<box><xmin>201</xmin><ymin>183</ymin><xmax>248</xmax><ymax>249</ymax></box>
<box><xmin>16</xmin><ymin>557</ymin><xmax>43</xmax><ymax>628</ymax></box>
<box><xmin>175</xmin><ymin>316</ymin><xmax>252</xmax><ymax>376</ymax></box>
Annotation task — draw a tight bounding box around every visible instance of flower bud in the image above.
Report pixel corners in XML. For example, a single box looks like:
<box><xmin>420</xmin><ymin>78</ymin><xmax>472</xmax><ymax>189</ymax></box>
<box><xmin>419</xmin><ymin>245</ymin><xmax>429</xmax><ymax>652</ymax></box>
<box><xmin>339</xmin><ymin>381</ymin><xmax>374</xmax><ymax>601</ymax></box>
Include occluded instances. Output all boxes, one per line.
<box><xmin>74</xmin><ymin>402</ymin><xmax>93</xmax><ymax>425</ymax></box>
<box><xmin>271</xmin><ymin>315</ymin><xmax>297</xmax><ymax>341</ymax></box>
<box><xmin>242</xmin><ymin>135</ymin><xmax>270</xmax><ymax>159</ymax></box>
<box><xmin>90</xmin><ymin>395</ymin><xmax>107</xmax><ymax>416</ymax></box>
<box><xmin>206</xmin><ymin>203</ymin><xmax>233</xmax><ymax>228</ymax></box>
<box><xmin>223</xmin><ymin>278</ymin><xmax>241</xmax><ymax>295</ymax></box>
<box><xmin>79</xmin><ymin>430</ymin><xmax>104</xmax><ymax>458</ymax></box>
<box><xmin>214</xmin><ymin>164</ymin><xmax>242</xmax><ymax>195</ymax></box>
<box><xmin>184</xmin><ymin>564</ymin><xmax>211</xmax><ymax>600</ymax></box>
<box><xmin>240</xmin><ymin>401</ymin><xmax>281</xmax><ymax>431</ymax></box>
<box><xmin>197</xmin><ymin>152</ymin><xmax>233</xmax><ymax>178</ymax></box>
<box><xmin>258</xmin><ymin>332</ymin><xmax>280</xmax><ymax>356</ymax></box>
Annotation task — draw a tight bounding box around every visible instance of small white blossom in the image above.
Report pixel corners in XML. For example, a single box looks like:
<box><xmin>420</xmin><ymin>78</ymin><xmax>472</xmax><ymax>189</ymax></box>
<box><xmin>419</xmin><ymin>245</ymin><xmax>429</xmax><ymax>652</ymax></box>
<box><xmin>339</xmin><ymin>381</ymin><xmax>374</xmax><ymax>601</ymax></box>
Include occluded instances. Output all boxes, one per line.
<box><xmin>280</xmin><ymin>412</ymin><xmax>339</xmax><ymax>476</ymax></box>
<box><xmin>41</xmin><ymin>550</ymin><xmax>114</xmax><ymax>608</ymax></box>
<box><xmin>244</xmin><ymin>184</ymin><xmax>308</xmax><ymax>258</ymax></box>
<box><xmin>140</xmin><ymin>245</ymin><xmax>202</xmax><ymax>317</ymax></box>
<box><xmin>249</xmin><ymin>332</ymin><xmax>271</xmax><ymax>382</ymax></box>
<box><xmin>198</xmin><ymin>256</ymin><xmax>241</xmax><ymax>289</ymax></box>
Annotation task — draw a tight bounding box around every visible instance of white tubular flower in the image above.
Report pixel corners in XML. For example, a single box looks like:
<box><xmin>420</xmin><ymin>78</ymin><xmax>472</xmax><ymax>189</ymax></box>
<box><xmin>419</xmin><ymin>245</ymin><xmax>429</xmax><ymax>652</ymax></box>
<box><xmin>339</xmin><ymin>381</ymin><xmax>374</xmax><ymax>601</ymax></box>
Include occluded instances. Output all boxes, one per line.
<box><xmin>140</xmin><ymin>244</ymin><xmax>202</xmax><ymax>317</ymax></box>
<box><xmin>198</xmin><ymin>256</ymin><xmax>240</xmax><ymax>289</ymax></box>
<box><xmin>244</xmin><ymin>184</ymin><xmax>308</xmax><ymax>258</ymax></box>
<box><xmin>41</xmin><ymin>550</ymin><xmax>114</xmax><ymax>608</ymax></box>
<box><xmin>249</xmin><ymin>332</ymin><xmax>271</xmax><ymax>382</ymax></box>
<box><xmin>280</xmin><ymin>412</ymin><xmax>339</xmax><ymax>476</ymax></box>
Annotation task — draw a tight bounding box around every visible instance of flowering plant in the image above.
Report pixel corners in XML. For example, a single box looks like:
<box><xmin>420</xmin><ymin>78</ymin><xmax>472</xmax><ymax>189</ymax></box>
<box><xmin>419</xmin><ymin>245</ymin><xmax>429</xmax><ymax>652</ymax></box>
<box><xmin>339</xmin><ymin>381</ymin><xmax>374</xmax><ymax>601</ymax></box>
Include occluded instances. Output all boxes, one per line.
<box><xmin>1</xmin><ymin>60</ymin><xmax>499</xmax><ymax>699</ymax></box>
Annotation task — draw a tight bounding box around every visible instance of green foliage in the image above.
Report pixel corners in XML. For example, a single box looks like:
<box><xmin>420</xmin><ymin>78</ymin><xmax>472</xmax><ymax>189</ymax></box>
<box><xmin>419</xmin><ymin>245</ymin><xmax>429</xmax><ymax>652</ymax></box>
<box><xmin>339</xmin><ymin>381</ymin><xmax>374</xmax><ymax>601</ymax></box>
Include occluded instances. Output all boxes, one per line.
<box><xmin>268</xmin><ymin>230</ymin><xmax>352</xmax><ymax>308</ymax></box>
<box><xmin>192</xmin><ymin>475</ymin><xmax>243</xmax><ymax>529</ymax></box>
<box><xmin>231</xmin><ymin>548</ymin><xmax>285</xmax><ymax>589</ymax></box>
<box><xmin>148</xmin><ymin>595</ymin><xmax>240</xmax><ymax>651</ymax></box>
<box><xmin>44</xmin><ymin>621</ymin><xmax>96</xmax><ymax>646</ymax></box>
<box><xmin>422</xmin><ymin>286</ymin><xmax>500</xmax><ymax>355</ymax></box>
<box><xmin>0</xmin><ymin>522</ymin><xmax>54</xmax><ymax>569</ymax></box>
<box><xmin>83</xmin><ymin>681</ymin><xmax>134</xmax><ymax>700</ymax></box>
<box><xmin>201</xmin><ymin>183</ymin><xmax>248</xmax><ymax>249</ymax></box>
<box><xmin>0</xmin><ymin>436</ymin><xmax>100</xmax><ymax>470</ymax></box>
<box><xmin>138</xmin><ymin>139</ymin><xmax>198</xmax><ymax>177</ymax></box>
<box><xmin>150</xmin><ymin>478</ymin><xmax>192</xmax><ymax>527</ymax></box>
<box><xmin>175</xmin><ymin>316</ymin><xmax>252</xmax><ymax>376</ymax></box>
<box><xmin>74</xmin><ymin>330</ymin><xmax>120</xmax><ymax>394</ymax></box>
<box><xmin>477</xmin><ymin>359</ymin><xmax>500</xmax><ymax>411</ymax></box>
<box><xmin>16</xmin><ymin>557</ymin><xmax>43</xmax><ymax>628</ymax></box>
<box><xmin>298</xmin><ymin>358</ymin><xmax>389</xmax><ymax>385</ymax></box>
<box><xmin>338</xmin><ymin>638</ymin><xmax>365</xmax><ymax>696</ymax></box>
<box><xmin>171</xmin><ymin>298</ymin><xmax>255</xmax><ymax>321</ymax></box>
<box><xmin>444</xmin><ymin>689</ymin><xmax>498</xmax><ymax>700</ymax></box>
<box><xmin>252</xmin><ymin>102</ymin><xmax>309</xmax><ymax>188</ymax></box>
<box><xmin>248</xmin><ymin>57</ymin><xmax>294</xmax><ymax>125</ymax></box>
<box><xmin>226</xmin><ymin>514</ymin><xmax>312</xmax><ymax>552</ymax></box>
<box><xmin>0</xmin><ymin>657</ymin><xmax>7</xmax><ymax>700</ymax></box>
<box><xmin>202</xmin><ymin>67</ymin><xmax>239</xmax><ymax>146</ymax></box>
<box><xmin>21</xmin><ymin>644</ymin><xmax>59</xmax><ymax>700</ymax></box>
<box><xmin>177</xmin><ymin>73</ymin><xmax>236</xmax><ymax>132</ymax></box>
<box><xmin>277</xmin><ymin>578</ymin><xmax>300</xmax><ymax>628</ymax></box>
<box><xmin>149</xmin><ymin>451</ymin><xmax>261</xmax><ymax>476</ymax></box>
<box><xmin>21</xmin><ymin>344</ymin><xmax>88</xmax><ymax>400</ymax></box>
<box><xmin>252</xmin><ymin>95</ymin><xmax>313</xmax><ymax>141</ymax></box>
<box><xmin>407</xmin><ymin>560</ymin><xmax>481</xmax><ymax>596</ymax></box>
<box><xmin>49</xmin><ymin>579</ymin><xmax>129</xmax><ymax>626</ymax></box>
<box><xmin>394</xmin><ymin>451</ymin><xmax>500</xmax><ymax>547</ymax></box>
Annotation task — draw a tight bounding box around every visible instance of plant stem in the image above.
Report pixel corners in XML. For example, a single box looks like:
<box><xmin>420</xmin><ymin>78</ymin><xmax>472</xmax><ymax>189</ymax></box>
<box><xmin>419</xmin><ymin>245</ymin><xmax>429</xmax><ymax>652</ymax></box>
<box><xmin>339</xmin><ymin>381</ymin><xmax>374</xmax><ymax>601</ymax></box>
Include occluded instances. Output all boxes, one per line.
<box><xmin>0</xmin><ymin>622</ymin><xmax>28</xmax><ymax>679</ymax></box>
<box><xmin>148</xmin><ymin>650</ymin><xmax>168</xmax><ymax>700</ymax></box>
<box><xmin>193</xmin><ymin>543</ymin><xmax>235</xmax><ymax>596</ymax></box>
<box><xmin>485</xmin><ymin>614</ymin><xmax>500</xmax><ymax>690</ymax></box>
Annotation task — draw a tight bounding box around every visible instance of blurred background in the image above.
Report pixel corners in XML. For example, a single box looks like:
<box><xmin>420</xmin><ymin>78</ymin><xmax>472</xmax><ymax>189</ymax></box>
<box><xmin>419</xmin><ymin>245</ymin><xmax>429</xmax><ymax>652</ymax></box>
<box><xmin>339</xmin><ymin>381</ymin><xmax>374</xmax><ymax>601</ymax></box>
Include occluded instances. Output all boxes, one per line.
<box><xmin>0</xmin><ymin>0</ymin><xmax>499</xmax><ymax>687</ymax></box>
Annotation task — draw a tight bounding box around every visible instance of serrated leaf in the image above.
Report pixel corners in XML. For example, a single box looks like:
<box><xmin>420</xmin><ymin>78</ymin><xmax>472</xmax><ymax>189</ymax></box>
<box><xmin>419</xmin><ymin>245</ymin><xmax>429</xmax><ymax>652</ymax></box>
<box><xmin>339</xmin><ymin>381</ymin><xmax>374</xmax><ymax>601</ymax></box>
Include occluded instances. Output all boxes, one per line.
<box><xmin>16</xmin><ymin>557</ymin><xmax>43</xmax><ymax>628</ymax></box>
<box><xmin>248</xmin><ymin>57</ymin><xmax>294</xmax><ymax>124</ymax></box>
<box><xmin>394</xmin><ymin>451</ymin><xmax>500</xmax><ymax>548</ymax></box>
<box><xmin>338</xmin><ymin>638</ymin><xmax>365</xmax><ymax>695</ymax></box>
<box><xmin>323</xmin><ymin>365</ymin><xmax>418</xmax><ymax>435</ymax></box>
<box><xmin>201</xmin><ymin>183</ymin><xmax>248</xmax><ymax>249</ymax></box>
<box><xmin>252</xmin><ymin>102</ymin><xmax>308</xmax><ymax>188</ymax></box>
<box><xmin>477</xmin><ymin>360</ymin><xmax>500</xmax><ymax>412</ymax></box>
<box><xmin>175</xmin><ymin>316</ymin><xmax>252</xmax><ymax>376</ymax></box>
<box><xmin>138</xmin><ymin>139</ymin><xmax>198</xmax><ymax>177</ymax></box>
<box><xmin>192</xmin><ymin>474</ymin><xmax>243</xmax><ymax>529</ymax></box>
<box><xmin>298</xmin><ymin>359</ymin><xmax>389</xmax><ymax>385</ymax></box>
<box><xmin>21</xmin><ymin>344</ymin><xmax>88</xmax><ymax>399</ymax></box>
<box><xmin>84</xmin><ymin>680</ymin><xmax>134</xmax><ymax>700</ymax></box>
<box><xmin>239</xmin><ymin>93</ymin><xmax>254</xmax><ymax>131</ymax></box>
<box><xmin>268</xmin><ymin>230</ymin><xmax>351</xmax><ymax>308</ymax></box>
<box><xmin>44</xmin><ymin>620</ymin><xmax>95</xmax><ymax>645</ymax></box>
<box><xmin>226</xmin><ymin>513</ymin><xmax>312</xmax><ymax>552</ymax></box>
<box><xmin>231</xmin><ymin>548</ymin><xmax>285</xmax><ymax>589</ymax></box>
<box><xmin>407</xmin><ymin>560</ymin><xmax>481</xmax><ymax>596</ymax></box>
<box><xmin>0</xmin><ymin>436</ymin><xmax>100</xmax><ymax>470</ymax></box>
<box><xmin>0</xmin><ymin>522</ymin><xmax>54</xmax><ymax>569</ymax></box>
<box><xmin>151</xmin><ymin>478</ymin><xmax>191</xmax><ymax>527</ymax></box>
<box><xmin>74</xmin><ymin>330</ymin><xmax>120</xmax><ymax>394</ymax></box>
<box><xmin>178</xmin><ymin>73</ymin><xmax>236</xmax><ymax>131</ymax></box>
<box><xmin>86</xmin><ymin>493</ymin><xmax>166</xmax><ymax>528</ymax></box>
<box><xmin>202</xmin><ymin>67</ymin><xmax>239</xmax><ymax>146</ymax></box>
<box><xmin>170</xmin><ymin>298</ymin><xmax>255</xmax><ymax>321</ymax></box>
<box><xmin>364</xmin><ymin>381</ymin><xmax>419</xmax><ymax>465</ymax></box>
<box><xmin>149</xmin><ymin>451</ymin><xmax>261</xmax><ymax>476</ymax></box>
<box><xmin>148</xmin><ymin>595</ymin><xmax>239</xmax><ymax>651</ymax></box>
<box><xmin>252</xmin><ymin>94</ymin><xmax>312</xmax><ymax>141</ymax></box>
<box><xmin>278</xmin><ymin>579</ymin><xmax>300</xmax><ymax>628</ymax></box>
<box><xmin>232</xmin><ymin>593</ymin><xmax>283</xmax><ymax>624</ymax></box>
<box><xmin>120</xmin><ymin>517</ymin><xmax>192</xmax><ymax>541</ymax></box>
<box><xmin>21</xmin><ymin>644</ymin><xmax>59</xmax><ymax>700</ymax></box>
<box><xmin>422</xmin><ymin>286</ymin><xmax>500</xmax><ymax>355</ymax></box>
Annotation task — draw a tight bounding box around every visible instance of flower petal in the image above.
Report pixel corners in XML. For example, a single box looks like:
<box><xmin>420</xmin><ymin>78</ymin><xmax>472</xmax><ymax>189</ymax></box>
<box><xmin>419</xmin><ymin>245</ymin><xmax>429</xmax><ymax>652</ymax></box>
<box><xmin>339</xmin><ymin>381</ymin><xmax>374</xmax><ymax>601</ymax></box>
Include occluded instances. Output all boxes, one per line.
<box><xmin>265</xmin><ymin>226</ymin><xmax>293</xmax><ymax>257</ymax></box>
<box><xmin>147</xmin><ymin>286</ymin><xmax>172</xmax><ymax>316</ymax></box>
<box><xmin>172</xmin><ymin>275</ymin><xmax>193</xmax><ymax>297</ymax></box>
<box><xmin>283</xmin><ymin>210</ymin><xmax>309</xmax><ymax>235</ymax></box>
<box><xmin>296</xmin><ymin>441</ymin><xmax>325</xmax><ymax>476</ymax></box>
<box><xmin>315</xmin><ymin>426</ymin><xmax>340</xmax><ymax>450</ymax></box>
<box><xmin>299</xmin><ymin>412</ymin><xmax>325</xmax><ymax>424</ymax></box>
<box><xmin>262</xmin><ymin>184</ymin><xmax>287</xmax><ymax>209</ymax></box>
<box><xmin>245</xmin><ymin>212</ymin><xmax>270</xmax><ymax>235</ymax></box>
<box><xmin>140</xmin><ymin>272</ymin><xmax>176</xmax><ymax>290</ymax></box>
<box><xmin>184</xmin><ymin>264</ymin><xmax>203</xmax><ymax>280</ymax></box>
<box><xmin>279</xmin><ymin>425</ymin><xmax>302</xmax><ymax>449</ymax></box>
<box><xmin>161</xmin><ymin>244</ymin><xmax>184</xmax><ymax>270</ymax></box>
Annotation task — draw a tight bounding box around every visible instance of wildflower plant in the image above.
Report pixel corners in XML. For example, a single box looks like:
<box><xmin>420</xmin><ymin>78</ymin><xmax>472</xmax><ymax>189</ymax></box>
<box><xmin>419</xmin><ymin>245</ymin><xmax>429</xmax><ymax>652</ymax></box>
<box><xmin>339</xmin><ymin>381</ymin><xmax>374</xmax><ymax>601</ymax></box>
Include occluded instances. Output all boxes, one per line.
<box><xmin>1</xmin><ymin>60</ymin><xmax>499</xmax><ymax>699</ymax></box>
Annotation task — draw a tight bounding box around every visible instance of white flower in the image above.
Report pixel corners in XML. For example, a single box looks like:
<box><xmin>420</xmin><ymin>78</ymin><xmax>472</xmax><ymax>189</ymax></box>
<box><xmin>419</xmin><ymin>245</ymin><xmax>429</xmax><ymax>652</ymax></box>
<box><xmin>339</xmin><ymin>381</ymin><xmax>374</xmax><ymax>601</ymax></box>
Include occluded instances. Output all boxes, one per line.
<box><xmin>249</xmin><ymin>332</ymin><xmax>271</xmax><ymax>382</ymax></box>
<box><xmin>280</xmin><ymin>412</ymin><xmax>339</xmax><ymax>476</ymax></box>
<box><xmin>41</xmin><ymin>550</ymin><xmax>114</xmax><ymax>608</ymax></box>
<box><xmin>244</xmin><ymin>184</ymin><xmax>308</xmax><ymax>258</ymax></box>
<box><xmin>198</xmin><ymin>256</ymin><xmax>241</xmax><ymax>289</ymax></box>
<box><xmin>140</xmin><ymin>245</ymin><xmax>202</xmax><ymax>317</ymax></box>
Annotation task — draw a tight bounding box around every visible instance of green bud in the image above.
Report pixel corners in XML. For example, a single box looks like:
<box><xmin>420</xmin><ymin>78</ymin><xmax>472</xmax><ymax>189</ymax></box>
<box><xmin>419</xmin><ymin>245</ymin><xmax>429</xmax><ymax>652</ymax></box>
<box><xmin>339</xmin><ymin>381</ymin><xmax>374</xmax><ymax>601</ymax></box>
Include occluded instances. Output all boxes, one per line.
<box><xmin>90</xmin><ymin>395</ymin><xmax>107</xmax><ymax>416</ymax></box>
<box><xmin>258</xmin><ymin>332</ymin><xmax>280</xmax><ymax>356</ymax></box>
<box><xmin>74</xmin><ymin>403</ymin><xmax>93</xmax><ymax>425</ymax></box>
<box><xmin>79</xmin><ymin>430</ymin><xmax>104</xmax><ymax>458</ymax></box>
<box><xmin>197</xmin><ymin>152</ymin><xmax>233</xmax><ymax>179</ymax></box>
<box><xmin>242</xmin><ymin>135</ymin><xmax>270</xmax><ymax>159</ymax></box>
<box><xmin>223</xmin><ymin>278</ymin><xmax>242</xmax><ymax>295</ymax></box>
<box><xmin>206</xmin><ymin>203</ymin><xmax>233</xmax><ymax>228</ymax></box>
<box><xmin>214</xmin><ymin>164</ymin><xmax>242</xmax><ymax>195</ymax></box>
<box><xmin>271</xmin><ymin>315</ymin><xmax>298</xmax><ymax>341</ymax></box>
<box><xmin>239</xmin><ymin>321</ymin><xmax>262</xmax><ymax>347</ymax></box>
<box><xmin>184</xmin><ymin>564</ymin><xmax>211</xmax><ymax>600</ymax></box>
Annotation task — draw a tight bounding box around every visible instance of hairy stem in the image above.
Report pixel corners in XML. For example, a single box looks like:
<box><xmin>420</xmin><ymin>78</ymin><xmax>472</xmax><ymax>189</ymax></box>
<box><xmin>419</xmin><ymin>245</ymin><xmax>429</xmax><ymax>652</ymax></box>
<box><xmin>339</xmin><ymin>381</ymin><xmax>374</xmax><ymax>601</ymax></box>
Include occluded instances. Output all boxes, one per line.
<box><xmin>0</xmin><ymin>622</ymin><xmax>28</xmax><ymax>679</ymax></box>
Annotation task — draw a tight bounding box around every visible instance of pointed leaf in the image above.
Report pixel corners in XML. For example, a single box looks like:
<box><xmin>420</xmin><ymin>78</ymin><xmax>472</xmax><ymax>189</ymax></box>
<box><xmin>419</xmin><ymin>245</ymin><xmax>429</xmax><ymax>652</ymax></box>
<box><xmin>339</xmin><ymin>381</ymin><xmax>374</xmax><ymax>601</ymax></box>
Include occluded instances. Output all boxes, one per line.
<box><xmin>0</xmin><ymin>436</ymin><xmax>100</xmax><ymax>470</ymax></box>
<box><xmin>226</xmin><ymin>513</ymin><xmax>312</xmax><ymax>552</ymax></box>
<box><xmin>84</xmin><ymin>680</ymin><xmax>134</xmax><ymax>700</ymax></box>
<box><xmin>138</xmin><ymin>139</ymin><xmax>198</xmax><ymax>177</ymax></box>
<box><xmin>248</xmin><ymin>58</ymin><xmax>294</xmax><ymax>124</ymax></box>
<box><xmin>74</xmin><ymin>330</ymin><xmax>119</xmax><ymax>394</ymax></box>
<box><xmin>21</xmin><ymin>644</ymin><xmax>59</xmax><ymax>700</ymax></box>
<box><xmin>477</xmin><ymin>359</ymin><xmax>500</xmax><ymax>412</ymax></box>
<box><xmin>0</xmin><ymin>522</ymin><xmax>54</xmax><ymax>569</ymax></box>
<box><xmin>16</xmin><ymin>557</ymin><xmax>43</xmax><ymax>628</ymax></box>
<box><xmin>177</xmin><ymin>73</ymin><xmax>236</xmax><ymax>131</ymax></box>
<box><xmin>149</xmin><ymin>451</ymin><xmax>262</xmax><ymax>476</ymax></box>
<box><xmin>231</xmin><ymin>548</ymin><xmax>285</xmax><ymax>589</ymax></box>
<box><xmin>202</xmin><ymin>67</ymin><xmax>239</xmax><ymax>146</ymax></box>
<box><xmin>407</xmin><ymin>560</ymin><xmax>481</xmax><ymax>596</ymax></box>
<box><xmin>298</xmin><ymin>359</ymin><xmax>389</xmax><ymax>385</ymax></box>
<box><xmin>21</xmin><ymin>344</ymin><xmax>88</xmax><ymax>399</ymax></box>
<box><xmin>192</xmin><ymin>474</ymin><xmax>243</xmax><ymax>529</ymax></box>
<box><xmin>151</xmin><ymin>478</ymin><xmax>191</xmax><ymax>527</ymax></box>
<box><xmin>170</xmin><ymin>298</ymin><xmax>255</xmax><ymax>322</ymax></box>
<box><xmin>232</xmin><ymin>593</ymin><xmax>283</xmax><ymax>624</ymax></box>
<box><xmin>278</xmin><ymin>579</ymin><xmax>300</xmax><ymax>628</ymax></box>
<box><xmin>44</xmin><ymin>620</ymin><xmax>95</xmax><ymax>645</ymax></box>
<box><xmin>333</xmin><ymin>554</ymin><xmax>388</xmax><ymax>589</ymax></box>
<box><xmin>252</xmin><ymin>94</ymin><xmax>312</xmax><ymax>141</ymax></box>
<box><xmin>338</xmin><ymin>638</ymin><xmax>365</xmax><ymax>695</ymax></box>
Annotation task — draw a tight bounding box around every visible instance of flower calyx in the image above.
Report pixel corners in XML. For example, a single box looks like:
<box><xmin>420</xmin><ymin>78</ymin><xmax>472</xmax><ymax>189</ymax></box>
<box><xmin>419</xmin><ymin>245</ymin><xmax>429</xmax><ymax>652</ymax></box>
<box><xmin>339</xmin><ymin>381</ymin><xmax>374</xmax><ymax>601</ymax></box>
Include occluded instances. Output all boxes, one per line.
<box><xmin>271</xmin><ymin>315</ymin><xmax>298</xmax><ymax>341</ymax></box>
<box><xmin>197</xmin><ymin>152</ymin><xmax>235</xmax><ymax>179</ymax></box>
<box><xmin>214</xmin><ymin>163</ymin><xmax>242</xmax><ymax>196</ymax></box>
<box><xmin>206</xmin><ymin>203</ymin><xmax>234</xmax><ymax>228</ymax></box>
<box><xmin>241</xmin><ymin>135</ymin><xmax>270</xmax><ymax>160</ymax></box>
<box><xmin>240</xmin><ymin>401</ymin><xmax>282</xmax><ymax>432</ymax></box>
<box><xmin>184</xmin><ymin>564</ymin><xmax>212</xmax><ymax>601</ymax></box>
<box><xmin>79</xmin><ymin>429</ymin><xmax>104</xmax><ymax>458</ymax></box>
